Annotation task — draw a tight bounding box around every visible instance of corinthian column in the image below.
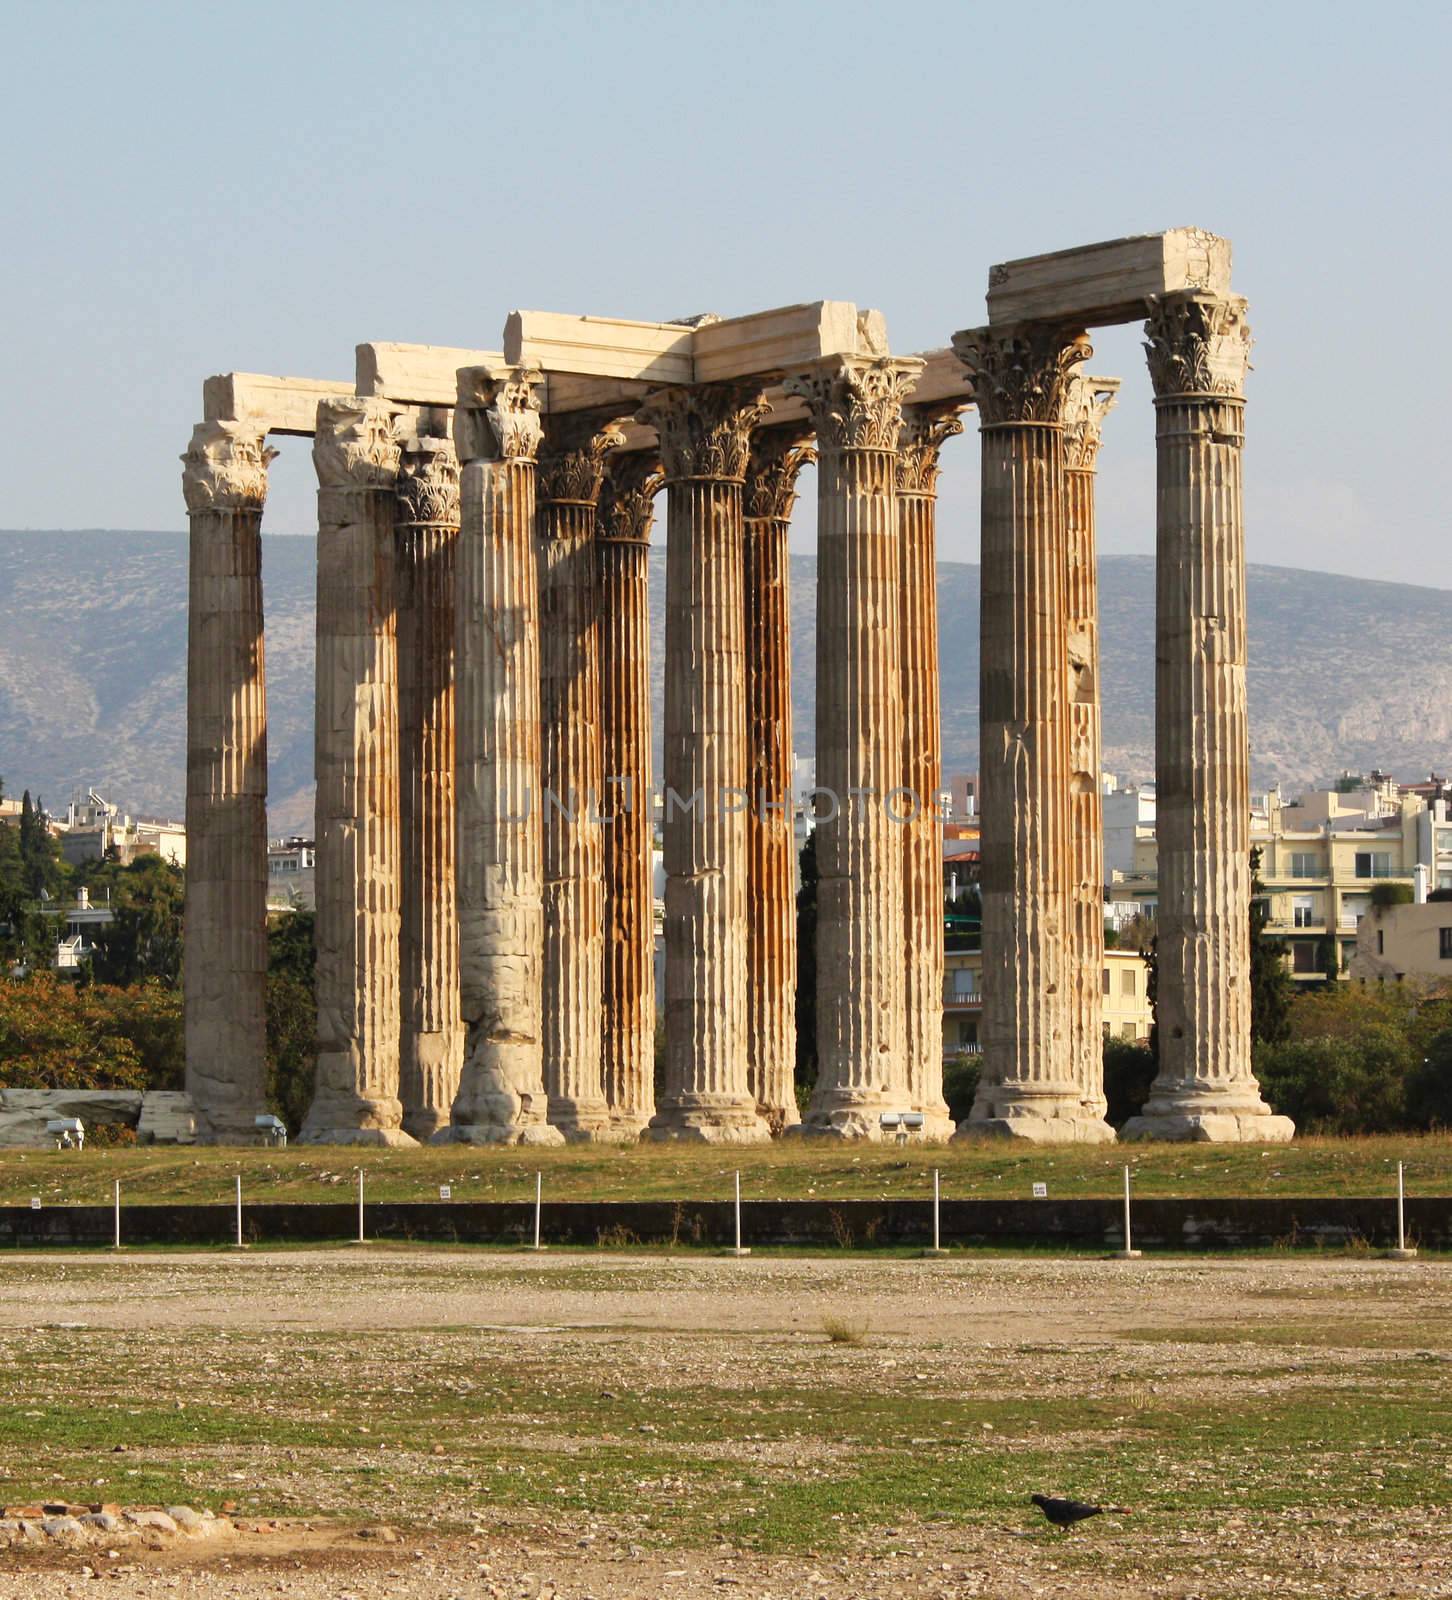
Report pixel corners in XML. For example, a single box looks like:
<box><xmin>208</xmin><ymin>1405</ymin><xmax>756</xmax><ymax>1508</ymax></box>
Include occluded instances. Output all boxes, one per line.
<box><xmin>641</xmin><ymin>383</ymin><xmax>773</xmax><ymax>1143</ymax></box>
<box><xmin>301</xmin><ymin>397</ymin><xmax>412</xmax><ymax>1145</ymax></box>
<box><xmin>896</xmin><ymin>402</ymin><xmax>965</xmax><ymax>1141</ymax></box>
<box><xmin>1124</xmin><ymin>293</ymin><xmax>1293</xmax><ymax>1142</ymax></box>
<box><xmin>743</xmin><ymin>426</ymin><xmax>813</xmax><ymax>1134</ymax></box>
<box><xmin>951</xmin><ymin>324</ymin><xmax>1113</xmax><ymax>1144</ymax></box>
<box><xmin>444</xmin><ymin>367</ymin><xmax>562</xmax><ymax>1145</ymax></box>
<box><xmin>597</xmin><ymin>453</ymin><xmax>663</xmax><ymax>1136</ymax></box>
<box><xmin>181</xmin><ymin>420</ymin><xmax>275</xmax><ymax>1142</ymax></box>
<box><xmin>536</xmin><ymin>412</ymin><xmax>626</xmax><ymax>1140</ymax></box>
<box><xmin>395</xmin><ymin>432</ymin><xmax>464</xmax><ymax>1141</ymax></box>
<box><xmin>783</xmin><ymin>356</ymin><xmax>922</xmax><ymax>1139</ymax></box>
<box><xmin>1062</xmin><ymin>375</ymin><xmax>1119</xmax><ymax>1123</ymax></box>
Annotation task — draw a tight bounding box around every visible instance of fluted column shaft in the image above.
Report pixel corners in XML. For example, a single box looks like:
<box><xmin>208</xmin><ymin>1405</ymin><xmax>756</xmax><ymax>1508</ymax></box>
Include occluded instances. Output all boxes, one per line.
<box><xmin>181</xmin><ymin>422</ymin><xmax>274</xmax><ymax>1142</ymax></box>
<box><xmin>395</xmin><ymin>434</ymin><xmax>464</xmax><ymax>1141</ymax></box>
<box><xmin>301</xmin><ymin>398</ymin><xmax>410</xmax><ymax>1145</ymax></box>
<box><xmin>536</xmin><ymin>414</ymin><xmax>624</xmax><ymax>1140</ymax></box>
<box><xmin>896</xmin><ymin>405</ymin><xmax>964</xmax><ymax>1140</ymax></box>
<box><xmin>785</xmin><ymin>358</ymin><xmax>922</xmax><ymax>1138</ymax></box>
<box><xmin>1125</xmin><ymin>293</ymin><xmax>1292</xmax><ymax>1142</ymax></box>
<box><xmin>643</xmin><ymin>384</ymin><xmax>773</xmax><ymax>1142</ymax></box>
<box><xmin>445</xmin><ymin>367</ymin><xmax>563</xmax><ymax>1146</ymax></box>
<box><xmin>743</xmin><ymin>428</ymin><xmax>814</xmax><ymax>1134</ymax></box>
<box><xmin>951</xmin><ymin>324</ymin><xmax>1113</xmax><ymax>1144</ymax></box>
<box><xmin>597</xmin><ymin>456</ymin><xmax>662</xmax><ymax>1135</ymax></box>
<box><xmin>1062</xmin><ymin>377</ymin><xmax>1119</xmax><ymax>1120</ymax></box>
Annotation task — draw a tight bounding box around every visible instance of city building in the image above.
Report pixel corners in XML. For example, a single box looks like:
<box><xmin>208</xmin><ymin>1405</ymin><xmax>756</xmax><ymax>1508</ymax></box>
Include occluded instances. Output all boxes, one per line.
<box><xmin>266</xmin><ymin>839</ymin><xmax>317</xmax><ymax>912</ymax></box>
<box><xmin>1350</xmin><ymin>896</ymin><xmax>1452</xmax><ymax>987</ymax></box>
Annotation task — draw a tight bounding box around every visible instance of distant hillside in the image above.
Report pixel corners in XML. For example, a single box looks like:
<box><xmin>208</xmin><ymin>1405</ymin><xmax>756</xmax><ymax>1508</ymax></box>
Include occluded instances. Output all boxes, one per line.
<box><xmin>3</xmin><ymin>531</ymin><xmax>1449</xmax><ymax>835</ymax></box>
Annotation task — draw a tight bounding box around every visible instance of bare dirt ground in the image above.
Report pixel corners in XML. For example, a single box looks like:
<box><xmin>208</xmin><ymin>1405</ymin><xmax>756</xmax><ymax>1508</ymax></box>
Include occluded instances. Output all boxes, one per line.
<box><xmin>1</xmin><ymin>1248</ymin><xmax>1449</xmax><ymax>1599</ymax></box>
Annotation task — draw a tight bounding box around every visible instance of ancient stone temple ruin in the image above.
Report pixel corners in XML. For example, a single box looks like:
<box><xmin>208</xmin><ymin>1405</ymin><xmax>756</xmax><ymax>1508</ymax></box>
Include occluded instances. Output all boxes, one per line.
<box><xmin>180</xmin><ymin>229</ymin><xmax>1294</xmax><ymax>1146</ymax></box>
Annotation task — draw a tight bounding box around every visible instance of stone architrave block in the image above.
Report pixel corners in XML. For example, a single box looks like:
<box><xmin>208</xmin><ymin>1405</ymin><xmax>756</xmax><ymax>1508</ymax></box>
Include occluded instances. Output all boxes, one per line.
<box><xmin>203</xmin><ymin>373</ymin><xmax>354</xmax><ymax>437</ymax></box>
<box><xmin>355</xmin><ymin>343</ymin><xmax>503</xmax><ymax>406</ymax></box>
<box><xmin>985</xmin><ymin>229</ymin><xmax>1232</xmax><ymax>328</ymax></box>
<box><xmin>505</xmin><ymin>312</ymin><xmax>696</xmax><ymax>383</ymax></box>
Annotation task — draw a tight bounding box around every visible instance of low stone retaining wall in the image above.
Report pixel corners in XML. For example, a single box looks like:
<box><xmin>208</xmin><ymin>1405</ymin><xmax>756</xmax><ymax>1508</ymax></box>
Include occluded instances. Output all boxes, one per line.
<box><xmin>0</xmin><ymin>1089</ymin><xmax>199</xmax><ymax>1146</ymax></box>
<box><xmin>0</xmin><ymin>1196</ymin><xmax>1447</xmax><ymax>1250</ymax></box>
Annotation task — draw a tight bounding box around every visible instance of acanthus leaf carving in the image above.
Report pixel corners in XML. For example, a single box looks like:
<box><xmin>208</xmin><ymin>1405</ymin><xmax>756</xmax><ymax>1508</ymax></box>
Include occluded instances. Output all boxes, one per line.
<box><xmin>744</xmin><ymin>424</ymin><xmax>816</xmax><ymax>522</ymax></box>
<box><xmin>396</xmin><ymin>436</ymin><xmax>461</xmax><ymax>528</ymax></box>
<box><xmin>597</xmin><ymin>453</ymin><xmax>664</xmax><ymax>545</ymax></box>
<box><xmin>895</xmin><ymin>404</ymin><xmax>966</xmax><ymax>497</ymax></box>
<box><xmin>181</xmin><ymin>420</ymin><xmax>276</xmax><ymax>513</ymax></box>
<box><xmin>537</xmin><ymin>409</ymin><xmax>629</xmax><ymax>507</ymax></box>
<box><xmin>639</xmin><ymin>382</ymin><xmax>770</xmax><ymax>483</ymax></box>
<box><xmin>1143</xmin><ymin>293</ymin><xmax>1251</xmax><ymax>400</ymax></box>
<box><xmin>950</xmin><ymin>323</ymin><xmax>1091</xmax><ymax>427</ymax></box>
<box><xmin>454</xmin><ymin>365</ymin><xmax>544</xmax><ymax>464</ymax></box>
<box><xmin>1060</xmin><ymin>374</ymin><xmax>1121</xmax><ymax>472</ymax></box>
<box><xmin>312</xmin><ymin>397</ymin><xmax>402</xmax><ymax>489</ymax></box>
<box><xmin>782</xmin><ymin>357</ymin><xmax>922</xmax><ymax>453</ymax></box>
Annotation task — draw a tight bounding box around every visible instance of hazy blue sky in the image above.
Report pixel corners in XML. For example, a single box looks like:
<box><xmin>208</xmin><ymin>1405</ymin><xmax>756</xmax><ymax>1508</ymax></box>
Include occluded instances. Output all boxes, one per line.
<box><xmin>3</xmin><ymin>0</ymin><xmax>1446</xmax><ymax>584</ymax></box>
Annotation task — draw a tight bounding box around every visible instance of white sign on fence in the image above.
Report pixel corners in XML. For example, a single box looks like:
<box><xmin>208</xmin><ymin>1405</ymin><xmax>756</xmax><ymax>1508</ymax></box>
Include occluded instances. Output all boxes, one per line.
<box><xmin>29</xmin><ymin>1197</ymin><xmax>41</xmax><ymax>1210</ymax></box>
<box><xmin>439</xmin><ymin>1185</ymin><xmax>452</xmax><ymax>1201</ymax></box>
<box><xmin>1031</xmin><ymin>1182</ymin><xmax>1048</xmax><ymax>1199</ymax></box>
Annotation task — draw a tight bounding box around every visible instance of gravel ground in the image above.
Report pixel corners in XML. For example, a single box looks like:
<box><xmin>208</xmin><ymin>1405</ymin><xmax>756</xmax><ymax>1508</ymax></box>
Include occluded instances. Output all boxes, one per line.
<box><xmin>1</xmin><ymin>1249</ymin><xmax>1448</xmax><ymax>1599</ymax></box>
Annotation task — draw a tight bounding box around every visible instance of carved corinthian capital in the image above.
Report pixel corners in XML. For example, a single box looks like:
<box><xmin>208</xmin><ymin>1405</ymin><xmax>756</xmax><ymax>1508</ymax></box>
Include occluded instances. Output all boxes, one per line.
<box><xmin>639</xmin><ymin>382</ymin><xmax>770</xmax><ymax>483</ymax></box>
<box><xmin>598</xmin><ymin>454</ymin><xmax>664</xmax><ymax>545</ymax></box>
<box><xmin>537</xmin><ymin>409</ymin><xmax>628</xmax><ymax>507</ymax></box>
<box><xmin>313</xmin><ymin>397</ymin><xmax>402</xmax><ymax>489</ymax></box>
<box><xmin>396</xmin><ymin>435</ymin><xmax>461</xmax><ymax>527</ymax></box>
<box><xmin>744</xmin><ymin>425</ymin><xmax>816</xmax><ymax>522</ymax></box>
<box><xmin>783</xmin><ymin>356</ymin><xmax>923</xmax><ymax>453</ymax></box>
<box><xmin>180</xmin><ymin>420</ymin><xmax>276</xmax><ymax>513</ymax></box>
<box><xmin>896</xmin><ymin>404</ymin><xmax>966</xmax><ymax>497</ymax></box>
<box><xmin>1143</xmin><ymin>292</ymin><xmax>1251</xmax><ymax>400</ymax></box>
<box><xmin>1060</xmin><ymin>375</ymin><xmax>1121</xmax><ymax>472</ymax></box>
<box><xmin>453</xmin><ymin>365</ymin><xmax>545</xmax><ymax>465</ymax></box>
<box><xmin>951</xmin><ymin>323</ymin><xmax>1092</xmax><ymax>427</ymax></box>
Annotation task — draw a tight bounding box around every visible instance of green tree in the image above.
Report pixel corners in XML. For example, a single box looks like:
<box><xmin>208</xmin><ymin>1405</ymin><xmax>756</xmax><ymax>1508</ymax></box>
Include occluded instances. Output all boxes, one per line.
<box><xmin>1250</xmin><ymin>846</ymin><xmax>1292</xmax><ymax>1044</ymax></box>
<box><xmin>17</xmin><ymin>792</ymin><xmax>64</xmax><ymax>899</ymax></box>
<box><xmin>266</xmin><ymin>910</ymin><xmax>317</xmax><ymax>1133</ymax></box>
<box><xmin>1103</xmin><ymin>1035</ymin><xmax>1158</xmax><ymax>1126</ymax></box>
<box><xmin>88</xmin><ymin>856</ymin><xmax>185</xmax><ymax>988</ymax></box>
<box><xmin>1406</xmin><ymin>1029</ymin><xmax>1452</xmax><ymax>1129</ymax></box>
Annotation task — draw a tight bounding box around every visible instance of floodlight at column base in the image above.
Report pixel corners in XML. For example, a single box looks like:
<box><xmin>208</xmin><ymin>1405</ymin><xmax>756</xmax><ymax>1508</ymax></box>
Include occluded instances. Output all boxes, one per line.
<box><xmin>920</xmin><ymin>1247</ymin><xmax>950</xmax><ymax>1259</ymax></box>
<box><xmin>1110</xmin><ymin>1249</ymin><xmax>1143</xmax><ymax>1260</ymax></box>
<box><xmin>722</xmin><ymin>1247</ymin><xmax>751</xmax><ymax>1257</ymax></box>
<box><xmin>1381</xmin><ymin>1247</ymin><xmax>1419</xmax><ymax>1261</ymax></box>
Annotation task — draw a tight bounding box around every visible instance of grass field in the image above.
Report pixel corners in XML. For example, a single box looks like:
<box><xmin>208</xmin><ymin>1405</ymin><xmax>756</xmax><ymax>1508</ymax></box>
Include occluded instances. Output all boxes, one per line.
<box><xmin>1</xmin><ymin>1133</ymin><xmax>1448</xmax><ymax>1209</ymax></box>
<box><xmin>0</xmin><ymin>1249</ymin><xmax>1448</xmax><ymax>1598</ymax></box>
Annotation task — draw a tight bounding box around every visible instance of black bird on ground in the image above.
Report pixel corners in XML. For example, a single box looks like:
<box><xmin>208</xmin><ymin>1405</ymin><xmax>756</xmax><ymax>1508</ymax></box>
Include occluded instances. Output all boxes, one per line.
<box><xmin>1030</xmin><ymin>1494</ymin><xmax>1131</xmax><ymax>1530</ymax></box>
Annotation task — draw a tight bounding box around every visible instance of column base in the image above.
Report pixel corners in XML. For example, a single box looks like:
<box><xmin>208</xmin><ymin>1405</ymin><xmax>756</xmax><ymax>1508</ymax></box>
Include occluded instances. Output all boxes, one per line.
<box><xmin>912</xmin><ymin>1108</ymin><xmax>957</xmax><ymax>1143</ymax></box>
<box><xmin>759</xmin><ymin>1103</ymin><xmax>803</xmax><ymax>1138</ymax></box>
<box><xmin>646</xmin><ymin>1095</ymin><xmax>773</xmax><ymax>1144</ymax></box>
<box><xmin>1121</xmin><ymin>1109</ymin><xmax>1295</xmax><ymax>1143</ymax></box>
<box><xmin>433</xmin><ymin>1123</ymin><xmax>565</xmax><ymax>1148</ymax></box>
<box><xmin>295</xmin><ymin>1126</ymin><xmax>419</xmax><ymax>1148</ymax></box>
<box><xmin>547</xmin><ymin>1096</ymin><xmax>616</xmax><ymax>1143</ymax></box>
<box><xmin>608</xmin><ymin>1112</ymin><xmax>653</xmax><ymax>1142</ymax></box>
<box><xmin>953</xmin><ymin>1114</ymin><xmax>1117</xmax><ymax>1145</ymax></box>
<box><xmin>401</xmin><ymin>1110</ymin><xmax>450</xmax><ymax>1143</ymax></box>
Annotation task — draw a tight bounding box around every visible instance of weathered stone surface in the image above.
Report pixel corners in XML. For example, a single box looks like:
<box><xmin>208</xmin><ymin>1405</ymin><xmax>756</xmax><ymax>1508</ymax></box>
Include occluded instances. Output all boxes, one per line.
<box><xmin>536</xmin><ymin>412</ymin><xmax>626</xmax><ymax>1141</ymax></box>
<box><xmin>784</xmin><ymin>357</ymin><xmax>922</xmax><ymax>1139</ymax></box>
<box><xmin>896</xmin><ymin>402</ymin><xmax>965</xmax><ymax>1140</ymax></box>
<box><xmin>986</xmin><ymin>229</ymin><xmax>1232</xmax><ymax>329</ymax></box>
<box><xmin>1124</xmin><ymin>293</ymin><xmax>1292</xmax><ymax>1144</ymax></box>
<box><xmin>1062</xmin><ymin>375</ymin><xmax>1120</xmax><ymax>1122</ymax></box>
<box><xmin>181</xmin><ymin>420</ymin><xmax>274</xmax><ymax>1144</ymax></box>
<box><xmin>300</xmin><ymin>398</ymin><xmax>412</xmax><ymax>1146</ymax></box>
<box><xmin>356</xmin><ymin>342</ymin><xmax>502</xmax><ymax>406</ymax></box>
<box><xmin>642</xmin><ymin>384</ymin><xmax>773</xmax><ymax>1143</ymax></box>
<box><xmin>743</xmin><ymin>427</ymin><xmax>812</xmax><ymax>1135</ymax></box>
<box><xmin>135</xmin><ymin>1091</ymin><xmax>202</xmax><ymax>1145</ymax></box>
<box><xmin>395</xmin><ymin>433</ymin><xmax>465</xmax><ymax>1141</ymax></box>
<box><xmin>951</xmin><ymin>324</ymin><xmax>1114</xmax><ymax>1145</ymax></box>
<box><xmin>202</xmin><ymin>373</ymin><xmax>353</xmax><ymax>438</ymax></box>
<box><xmin>443</xmin><ymin>367</ymin><xmax>562</xmax><ymax>1146</ymax></box>
<box><xmin>597</xmin><ymin>454</ymin><xmax>662</xmax><ymax>1136</ymax></box>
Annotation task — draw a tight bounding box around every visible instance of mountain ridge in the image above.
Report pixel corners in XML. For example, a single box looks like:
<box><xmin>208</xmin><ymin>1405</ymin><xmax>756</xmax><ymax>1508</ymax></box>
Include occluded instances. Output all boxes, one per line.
<box><xmin>1</xmin><ymin>531</ymin><xmax>1442</xmax><ymax>836</ymax></box>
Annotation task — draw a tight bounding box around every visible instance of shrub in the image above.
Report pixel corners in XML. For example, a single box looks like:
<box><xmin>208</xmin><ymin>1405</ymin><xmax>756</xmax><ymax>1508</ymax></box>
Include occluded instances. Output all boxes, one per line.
<box><xmin>1103</xmin><ymin>1037</ymin><xmax>1158</xmax><ymax>1126</ymax></box>
<box><xmin>1406</xmin><ymin>1029</ymin><xmax>1452</xmax><ymax>1129</ymax></box>
<box><xmin>1370</xmin><ymin>881</ymin><xmax>1414</xmax><ymax>909</ymax></box>
<box><xmin>942</xmin><ymin>1056</ymin><xmax>980</xmax><ymax>1123</ymax></box>
<box><xmin>1254</xmin><ymin>1030</ymin><xmax>1413</xmax><ymax>1134</ymax></box>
